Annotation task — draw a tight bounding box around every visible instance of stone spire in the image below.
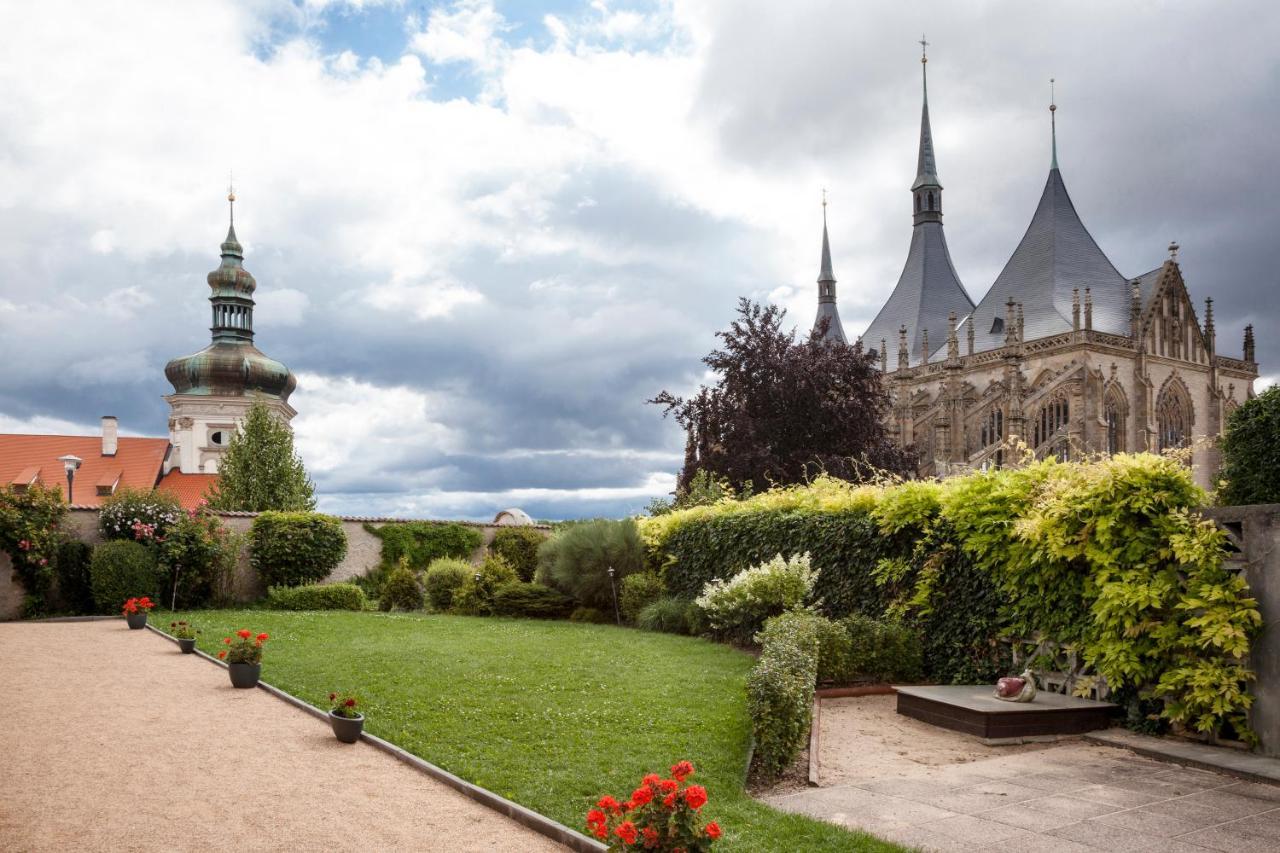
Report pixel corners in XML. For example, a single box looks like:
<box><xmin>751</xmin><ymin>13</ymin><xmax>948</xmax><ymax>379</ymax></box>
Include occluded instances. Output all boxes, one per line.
<box><xmin>912</xmin><ymin>38</ymin><xmax>943</xmax><ymax>224</ymax></box>
<box><xmin>811</xmin><ymin>191</ymin><xmax>847</xmax><ymax>344</ymax></box>
<box><xmin>1244</xmin><ymin>325</ymin><xmax>1256</xmax><ymax>363</ymax></box>
<box><xmin>1204</xmin><ymin>297</ymin><xmax>1216</xmax><ymax>356</ymax></box>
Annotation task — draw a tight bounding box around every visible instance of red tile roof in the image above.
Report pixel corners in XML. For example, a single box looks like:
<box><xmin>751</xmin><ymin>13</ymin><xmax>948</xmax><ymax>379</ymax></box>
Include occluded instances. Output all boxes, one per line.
<box><xmin>0</xmin><ymin>433</ymin><xmax>176</xmax><ymax>507</ymax></box>
<box><xmin>156</xmin><ymin>470</ymin><xmax>219</xmax><ymax>507</ymax></box>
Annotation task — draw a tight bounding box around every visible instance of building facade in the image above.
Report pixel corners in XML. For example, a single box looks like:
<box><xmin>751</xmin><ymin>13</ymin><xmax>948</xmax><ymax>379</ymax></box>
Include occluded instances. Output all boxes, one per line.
<box><xmin>814</xmin><ymin>53</ymin><xmax>1258</xmax><ymax>487</ymax></box>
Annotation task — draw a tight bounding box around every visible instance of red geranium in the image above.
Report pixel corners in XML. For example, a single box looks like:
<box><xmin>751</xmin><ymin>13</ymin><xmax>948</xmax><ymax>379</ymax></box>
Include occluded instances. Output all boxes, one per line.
<box><xmin>586</xmin><ymin>761</ymin><xmax>720</xmax><ymax>852</ymax></box>
<box><xmin>236</xmin><ymin>629</ymin><xmax>252</xmax><ymax>639</ymax></box>
<box><xmin>221</xmin><ymin>629</ymin><xmax>268</xmax><ymax>665</ymax></box>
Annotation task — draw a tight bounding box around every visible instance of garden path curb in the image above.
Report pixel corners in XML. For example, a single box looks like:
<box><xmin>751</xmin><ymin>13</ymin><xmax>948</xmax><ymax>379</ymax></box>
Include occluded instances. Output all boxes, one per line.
<box><xmin>1085</xmin><ymin>728</ymin><xmax>1280</xmax><ymax>786</ymax></box>
<box><xmin>146</xmin><ymin>624</ymin><xmax>608</xmax><ymax>853</ymax></box>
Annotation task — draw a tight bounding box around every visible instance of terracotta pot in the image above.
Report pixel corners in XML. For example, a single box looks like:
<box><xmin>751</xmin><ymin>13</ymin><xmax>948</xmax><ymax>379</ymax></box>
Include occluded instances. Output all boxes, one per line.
<box><xmin>329</xmin><ymin>711</ymin><xmax>365</xmax><ymax>744</ymax></box>
<box><xmin>228</xmin><ymin>662</ymin><xmax>261</xmax><ymax>689</ymax></box>
<box><xmin>125</xmin><ymin>612</ymin><xmax>148</xmax><ymax>630</ymax></box>
<box><xmin>177</xmin><ymin>638</ymin><xmax>196</xmax><ymax>654</ymax></box>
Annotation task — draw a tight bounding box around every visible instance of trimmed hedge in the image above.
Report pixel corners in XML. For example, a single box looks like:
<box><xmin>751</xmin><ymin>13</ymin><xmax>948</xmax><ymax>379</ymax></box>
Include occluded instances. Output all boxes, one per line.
<box><xmin>54</xmin><ymin>539</ymin><xmax>95</xmax><ymax>614</ymax></box>
<box><xmin>818</xmin><ymin>614</ymin><xmax>923</xmax><ymax>684</ymax></box>
<box><xmin>490</xmin><ymin>582</ymin><xmax>575</xmax><ymax>619</ymax></box>
<box><xmin>366</xmin><ymin>521</ymin><xmax>482</xmax><ymax>571</ymax></box>
<box><xmin>90</xmin><ymin>540</ymin><xmax>159</xmax><ymax>613</ymax></box>
<box><xmin>249</xmin><ymin>512</ymin><xmax>348</xmax><ymax>588</ymax></box>
<box><xmin>489</xmin><ymin>526</ymin><xmax>546</xmax><ymax>582</ymax></box>
<box><xmin>747</xmin><ymin>611</ymin><xmax>823</xmax><ymax>777</ymax></box>
<box><xmin>266</xmin><ymin>583</ymin><xmax>367</xmax><ymax>611</ymax></box>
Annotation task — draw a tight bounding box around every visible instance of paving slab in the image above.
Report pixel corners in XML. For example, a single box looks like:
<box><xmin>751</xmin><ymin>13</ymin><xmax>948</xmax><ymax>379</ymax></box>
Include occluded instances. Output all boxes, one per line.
<box><xmin>0</xmin><ymin>621</ymin><xmax>567</xmax><ymax>852</ymax></box>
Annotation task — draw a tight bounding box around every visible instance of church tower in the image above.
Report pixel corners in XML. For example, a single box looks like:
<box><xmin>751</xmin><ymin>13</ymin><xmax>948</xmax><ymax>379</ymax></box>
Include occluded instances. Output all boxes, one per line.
<box><xmin>163</xmin><ymin>190</ymin><xmax>296</xmax><ymax>474</ymax></box>
<box><xmin>811</xmin><ymin>194</ymin><xmax>847</xmax><ymax>343</ymax></box>
<box><xmin>860</xmin><ymin>42</ymin><xmax>974</xmax><ymax>366</ymax></box>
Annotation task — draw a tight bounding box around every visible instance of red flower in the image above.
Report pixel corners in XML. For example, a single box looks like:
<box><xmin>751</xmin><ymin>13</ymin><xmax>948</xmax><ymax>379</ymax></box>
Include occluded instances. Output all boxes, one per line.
<box><xmin>596</xmin><ymin>795</ymin><xmax>621</xmax><ymax>814</ymax></box>
<box><xmin>236</xmin><ymin>629</ymin><xmax>252</xmax><ymax>639</ymax></box>
<box><xmin>592</xmin><ymin>825</ymin><xmax>607</xmax><ymax>841</ymax></box>
<box><xmin>642</xmin><ymin>773</ymin><xmax>660</xmax><ymax>787</ymax></box>
<box><xmin>705</xmin><ymin>821</ymin><xmax>722</xmax><ymax>840</ymax></box>
<box><xmin>344</xmin><ymin>698</ymin><xmax>356</xmax><ymax>707</ymax></box>
<box><xmin>662</xmin><ymin>792</ymin><xmax>677</xmax><ymax>809</ymax></box>
<box><xmin>683</xmin><ymin>785</ymin><xmax>708</xmax><ymax>810</ymax></box>
<box><xmin>257</xmin><ymin>633</ymin><xmax>269</xmax><ymax>641</ymax></box>
<box><xmin>217</xmin><ymin>650</ymin><xmax>227</xmax><ymax>660</ymax></box>
<box><xmin>615</xmin><ymin>821</ymin><xmax>638</xmax><ymax>845</ymax></box>
<box><xmin>671</xmin><ymin>760</ymin><xmax>694</xmax><ymax>781</ymax></box>
<box><xmin>585</xmin><ymin>809</ymin><xmax>605</xmax><ymax>827</ymax></box>
<box><xmin>642</xmin><ymin>826</ymin><xmax>659</xmax><ymax>849</ymax></box>
<box><xmin>659</xmin><ymin>779</ymin><xmax>678</xmax><ymax>794</ymax></box>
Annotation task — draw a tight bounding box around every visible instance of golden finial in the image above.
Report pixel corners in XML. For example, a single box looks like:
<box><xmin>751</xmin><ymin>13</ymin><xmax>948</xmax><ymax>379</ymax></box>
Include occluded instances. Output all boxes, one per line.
<box><xmin>227</xmin><ymin>170</ymin><xmax>236</xmax><ymax>225</ymax></box>
<box><xmin>920</xmin><ymin>35</ymin><xmax>928</xmax><ymax>63</ymax></box>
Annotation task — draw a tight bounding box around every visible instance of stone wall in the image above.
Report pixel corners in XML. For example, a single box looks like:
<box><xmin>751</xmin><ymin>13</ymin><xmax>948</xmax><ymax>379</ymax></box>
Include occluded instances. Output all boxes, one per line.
<box><xmin>0</xmin><ymin>509</ymin><xmax>546</xmax><ymax>618</ymax></box>
<box><xmin>1201</xmin><ymin>504</ymin><xmax>1280</xmax><ymax>757</ymax></box>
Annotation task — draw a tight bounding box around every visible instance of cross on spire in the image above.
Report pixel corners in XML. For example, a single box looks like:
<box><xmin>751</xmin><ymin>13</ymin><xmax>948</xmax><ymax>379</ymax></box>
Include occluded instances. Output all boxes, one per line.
<box><xmin>1049</xmin><ymin>78</ymin><xmax>1058</xmax><ymax>170</ymax></box>
<box><xmin>919</xmin><ymin>35</ymin><xmax>928</xmax><ymax>63</ymax></box>
<box><xmin>227</xmin><ymin>170</ymin><xmax>236</xmax><ymax>226</ymax></box>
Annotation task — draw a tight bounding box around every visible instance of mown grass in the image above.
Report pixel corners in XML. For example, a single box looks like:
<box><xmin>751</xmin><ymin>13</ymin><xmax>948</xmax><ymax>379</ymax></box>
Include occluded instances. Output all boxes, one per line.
<box><xmin>174</xmin><ymin>610</ymin><xmax>900</xmax><ymax>852</ymax></box>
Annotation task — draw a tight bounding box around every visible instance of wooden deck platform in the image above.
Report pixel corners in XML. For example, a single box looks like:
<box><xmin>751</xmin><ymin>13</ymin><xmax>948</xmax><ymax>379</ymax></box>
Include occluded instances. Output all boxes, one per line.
<box><xmin>895</xmin><ymin>685</ymin><xmax>1118</xmax><ymax>744</ymax></box>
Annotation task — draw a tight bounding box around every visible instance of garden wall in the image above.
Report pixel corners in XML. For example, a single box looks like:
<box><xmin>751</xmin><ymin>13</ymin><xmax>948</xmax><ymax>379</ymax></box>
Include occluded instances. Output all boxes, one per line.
<box><xmin>0</xmin><ymin>509</ymin><xmax>547</xmax><ymax>618</ymax></box>
<box><xmin>1202</xmin><ymin>504</ymin><xmax>1280</xmax><ymax>757</ymax></box>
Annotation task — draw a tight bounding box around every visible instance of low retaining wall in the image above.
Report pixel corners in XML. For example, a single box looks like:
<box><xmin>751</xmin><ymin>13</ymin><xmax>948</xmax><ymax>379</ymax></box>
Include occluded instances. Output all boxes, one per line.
<box><xmin>1</xmin><ymin>508</ymin><xmax>548</xmax><ymax>619</ymax></box>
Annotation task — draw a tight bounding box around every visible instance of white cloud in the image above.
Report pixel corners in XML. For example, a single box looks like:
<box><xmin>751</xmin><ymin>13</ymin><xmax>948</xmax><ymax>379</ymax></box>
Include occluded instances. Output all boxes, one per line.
<box><xmin>253</xmin><ymin>287</ymin><xmax>310</xmax><ymax>327</ymax></box>
<box><xmin>362</xmin><ymin>278</ymin><xmax>484</xmax><ymax>321</ymax></box>
<box><xmin>409</xmin><ymin>0</ymin><xmax>508</xmax><ymax>73</ymax></box>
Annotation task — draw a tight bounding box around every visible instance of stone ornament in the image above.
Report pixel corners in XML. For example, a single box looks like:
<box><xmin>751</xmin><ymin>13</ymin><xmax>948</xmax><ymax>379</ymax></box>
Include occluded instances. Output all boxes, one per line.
<box><xmin>994</xmin><ymin>668</ymin><xmax>1037</xmax><ymax>703</ymax></box>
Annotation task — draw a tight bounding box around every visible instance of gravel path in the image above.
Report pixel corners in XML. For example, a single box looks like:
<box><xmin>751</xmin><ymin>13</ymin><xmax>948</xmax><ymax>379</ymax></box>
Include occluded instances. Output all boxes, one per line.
<box><xmin>0</xmin><ymin>620</ymin><xmax>565</xmax><ymax>852</ymax></box>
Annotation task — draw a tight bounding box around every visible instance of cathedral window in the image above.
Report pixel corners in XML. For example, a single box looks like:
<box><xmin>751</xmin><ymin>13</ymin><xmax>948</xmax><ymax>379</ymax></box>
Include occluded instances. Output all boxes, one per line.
<box><xmin>978</xmin><ymin>406</ymin><xmax>1004</xmax><ymax>467</ymax></box>
<box><xmin>915</xmin><ymin>194</ymin><xmax>921</xmax><ymax>213</ymax></box>
<box><xmin>1157</xmin><ymin>382</ymin><xmax>1192</xmax><ymax>451</ymax></box>
<box><xmin>927</xmin><ymin>191</ymin><xmax>935</xmax><ymax>211</ymax></box>
<box><xmin>1032</xmin><ymin>392</ymin><xmax>1070</xmax><ymax>455</ymax></box>
<box><xmin>1104</xmin><ymin>388</ymin><xmax>1126</xmax><ymax>455</ymax></box>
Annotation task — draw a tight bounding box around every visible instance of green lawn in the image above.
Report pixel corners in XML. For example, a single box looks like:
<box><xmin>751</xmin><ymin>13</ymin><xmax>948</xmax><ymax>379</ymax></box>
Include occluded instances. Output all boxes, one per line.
<box><xmin>172</xmin><ymin>610</ymin><xmax>899</xmax><ymax>852</ymax></box>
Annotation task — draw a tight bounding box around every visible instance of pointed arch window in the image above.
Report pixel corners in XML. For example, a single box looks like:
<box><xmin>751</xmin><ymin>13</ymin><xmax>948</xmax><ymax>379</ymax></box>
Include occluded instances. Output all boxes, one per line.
<box><xmin>915</xmin><ymin>194</ymin><xmax>922</xmax><ymax>213</ymax></box>
<box><xmin>1032</xmin><ymin>392</ymin><xmax>1070</xmax><ymax>458</ymax></box>
<box><xmin>1157</xmin><ymin>382</ymin><xmax>1192</xmax><ymax>451</ymax></box>
<box><xmin>1104</xmin><ymin>386</ymin><xmax>1127</xmax><ymax>455</ymax></box>
<box><xmin>978</xmin><ymin>406</ymin><xmax>1005</xmax><ymax>468</ymax></box>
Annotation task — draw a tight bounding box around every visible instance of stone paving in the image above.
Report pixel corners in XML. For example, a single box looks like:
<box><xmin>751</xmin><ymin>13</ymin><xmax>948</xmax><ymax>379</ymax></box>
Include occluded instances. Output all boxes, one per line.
<box><xmin>767</xmin><ymin>708</ymin><xmax>1280</xmax><ymax>851</ymax></box>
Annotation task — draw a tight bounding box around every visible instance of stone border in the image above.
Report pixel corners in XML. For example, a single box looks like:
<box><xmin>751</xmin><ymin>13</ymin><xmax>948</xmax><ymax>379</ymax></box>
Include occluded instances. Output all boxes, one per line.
<box><xmin>145</xmin><ymin>624</ymin><xmax>607</xmax><ymax>852</ymax></box>
<box><xmin>1085</xmin><ymin>729</ymin><xmax>1280</xmax><ymax>786</ymax></box>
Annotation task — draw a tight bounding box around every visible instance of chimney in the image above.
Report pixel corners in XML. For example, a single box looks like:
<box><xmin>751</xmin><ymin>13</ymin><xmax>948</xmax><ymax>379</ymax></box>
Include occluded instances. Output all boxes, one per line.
<box><xmin>102</xmin><ymin>416</ymin><xmax>118</xmax><ymax>457</ymax></box>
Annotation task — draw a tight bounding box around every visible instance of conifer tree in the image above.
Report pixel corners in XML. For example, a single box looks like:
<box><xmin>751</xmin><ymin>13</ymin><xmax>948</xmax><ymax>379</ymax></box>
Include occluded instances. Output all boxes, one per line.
<box><xmin>205</xmin><ymin>402</ymin><xmax>316</xmax><ymax>512</ymax></box>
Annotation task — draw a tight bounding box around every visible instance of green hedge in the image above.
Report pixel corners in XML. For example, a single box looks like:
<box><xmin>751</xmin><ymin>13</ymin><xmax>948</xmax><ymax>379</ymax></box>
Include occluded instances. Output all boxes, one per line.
<box><xmin>818</xmin><ymin>614</ymin><xmax>923</xmax><ymax>684</ymax></box>
<box><xmin>266</xmin><ymin>583</ymin><xmax>367</xmax><ymax>611</ymax></box>
<box><xmin>747</xmin><ymin>611</ymin><xmax>823</xmax><ymax>777</ymax></box>
<box><xmin>90</xmin><ymin>540</ymin><xmax>159</xmax><ymax>613</ymax></box>
<box><xmin>490</xmin><ymin>582</ymin><xmax>575</xmax><ymax>619</ymax></box>
<box><xmin>249</xmin><ymin>512</ymin><xmax>348</xmax><ymax>588</ymax></box>
<box><xmin>366</xmin><ymin>521</ymin><xmax>482</xmax><ymax>571</ymax></box>
<box><xmin>54</xmin><ymin>539</ymin><xmax>95</xmax><ymax>614</ymax></box>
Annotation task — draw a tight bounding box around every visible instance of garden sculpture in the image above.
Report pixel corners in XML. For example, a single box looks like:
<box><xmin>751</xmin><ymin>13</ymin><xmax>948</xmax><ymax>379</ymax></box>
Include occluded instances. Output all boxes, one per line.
<box><xmin>993</xmin><ymin>668</ymin><xmax>1037</xmax><ymax>703</ymax></box>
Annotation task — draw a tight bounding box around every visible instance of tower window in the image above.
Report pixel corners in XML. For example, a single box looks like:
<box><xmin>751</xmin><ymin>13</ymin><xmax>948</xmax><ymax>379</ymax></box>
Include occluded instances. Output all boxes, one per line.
<box><xmin>915</xmin><ymin>194</ymin><xmax>921</xmax><ymax>213</ymax></box>
<box><xmin>210</xmin><ymin>430</ymin><xmax>228</xmax><ymax>447</ymax></box>
<box><xmin>927</xmin><ymin>191</ymin><xmax>934</xmax><ymax>211</ymax></box>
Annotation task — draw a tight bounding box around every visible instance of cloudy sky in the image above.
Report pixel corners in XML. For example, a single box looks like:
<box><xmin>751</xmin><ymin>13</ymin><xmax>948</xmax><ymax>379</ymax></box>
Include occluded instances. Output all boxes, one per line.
<box><xmin>1</xmin><ymin>0</ymin><xmax>1276</xmax><ymax>520</ymax></box>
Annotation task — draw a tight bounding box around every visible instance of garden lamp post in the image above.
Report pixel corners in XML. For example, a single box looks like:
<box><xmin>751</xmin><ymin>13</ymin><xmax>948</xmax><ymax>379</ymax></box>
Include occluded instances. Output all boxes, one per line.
<box><xmin>57</xmin><ymin>454</ymin><xmax>82</xmax><ymax>504</ymax></box>
<box><xmin>608</xmin><ymin>566</ymin><xmax>620</xmax><ymax>626</ymax></box>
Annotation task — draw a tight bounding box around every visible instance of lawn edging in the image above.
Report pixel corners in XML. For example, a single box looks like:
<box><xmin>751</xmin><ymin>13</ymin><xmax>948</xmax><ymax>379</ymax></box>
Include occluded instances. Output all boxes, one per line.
<box><xmin>146</xmin><ymin>623</ymin><xmax>607</xmax><ymax>853</ymax></box>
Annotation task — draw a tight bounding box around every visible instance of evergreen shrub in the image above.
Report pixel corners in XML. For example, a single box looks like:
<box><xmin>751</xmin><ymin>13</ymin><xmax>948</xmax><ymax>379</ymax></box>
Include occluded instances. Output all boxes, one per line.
<box><xmin>619</xmin><ymin>572</ymin><xmax>665</xmax><ymax>623</ymax></box>
<box><xmin>535</xmin><ymin>519</ymin><xmax>644</xmax><ymax>610</ymax></box>
<box><xmin>424</xmin><ymin>557</ymin><xmax>472</xmax><ymax>610</ymax></box>
<box><xmin>266</xmin><ymin>583</ymin><xmax>367</xmax><ymax>611</ymax></box>
<box><xmin>452</xmin><ymin>555</ymin><xmax>519</xmax><ymax>615</ymax></box>
<box><xmin>90</xmin><ymin>540</ymin><xmax>160</xmax><ymax>613</ymax></box>
<box><xmin>54</xmin><ymin>539</ymin><xmax>95</xmax><ymax>614</ymax></box>
<box><xmin>1218</xmin><ymin>385</ymin><xmax>1280</xmax><ymax>505</ymax></box>
<box><xmin>249</xmin><ymin>512</ymin><xmax>347</xmax><ymax>588</ymax></box>
<box><xmin>488</xmin><ymin>526</ymin><xmax>546</xmax><ymax>581</ymax></box>
<box><xmin>490</xmin><ymin>582</ymin><xmax>575</xmax><ymax>619</ymax></box>
<box><xmin>817</xmin><ymin>614</ymin><xmax>923</xmax><ymax>684</ymax></box>
<box><xmin>747</xmin><ymin>611</ymin><xmax>824</xmax><ymax>777</ymax></box>
<box><xmin>379</xmin><ymin>560</ymin><xmax>425</xmax><ymax>611</ymax></box>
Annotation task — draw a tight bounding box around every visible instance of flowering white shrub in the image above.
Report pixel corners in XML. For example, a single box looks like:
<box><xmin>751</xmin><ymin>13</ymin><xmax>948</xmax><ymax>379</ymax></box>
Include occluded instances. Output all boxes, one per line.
<box><xmin>695</xmin><ymin>553</ymin><xmax>818</xmax><ymax>643</ymax></box>
<box><xmin>98</xmin><ymin>488</ymin><xmax>184</xmax><ymax>542</ymax></box>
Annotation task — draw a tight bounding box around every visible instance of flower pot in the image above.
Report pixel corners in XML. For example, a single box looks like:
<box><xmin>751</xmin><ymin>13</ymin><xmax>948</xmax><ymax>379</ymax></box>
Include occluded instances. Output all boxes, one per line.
<box><xmin>228</xmin><ymin>662</ymin><xmax>261</xmax><ymax>689</ymax></box>
<box><xmin>177</xmin><ymin>638</ymin><xmax>196</xmax><ymax>654</ymax></box>
<box><xmin>329</xmin><ymin>711</ymin><xmax>365</xmax><ymax>744</ymax></box>
<box><xmin>125</xmin><ymin>612</ymin><xmax>148</xmax><ymax>630</ymax></box>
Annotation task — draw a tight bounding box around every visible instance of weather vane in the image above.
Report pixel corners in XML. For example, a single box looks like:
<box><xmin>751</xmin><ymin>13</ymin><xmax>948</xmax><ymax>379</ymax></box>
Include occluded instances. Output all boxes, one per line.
<box><xmin>920</xmin><ymin>35</ymin><xmax>928</xmax><ymax>63</ymax></box>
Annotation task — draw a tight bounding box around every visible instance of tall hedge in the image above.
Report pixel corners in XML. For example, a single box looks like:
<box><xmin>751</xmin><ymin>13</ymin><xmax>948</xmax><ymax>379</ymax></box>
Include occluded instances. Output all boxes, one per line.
<box><xmin>90</xmin><ymin>540</ymin><xmax>159</xmax><ymax>613</ymax></box>
<box><xmin>250</xmin><ymin>512</ymin><xmax>348</xmax><ymax>588</ymax></box>
<box><xmin>1218</xmin><ymin>385</ymin><xmax>1280</xmax><ymax>505</ymax></box>
<box><xmin>365</xmin><ymin>521</ymin><xmax>482</xmax><ymax>570</ymax></box>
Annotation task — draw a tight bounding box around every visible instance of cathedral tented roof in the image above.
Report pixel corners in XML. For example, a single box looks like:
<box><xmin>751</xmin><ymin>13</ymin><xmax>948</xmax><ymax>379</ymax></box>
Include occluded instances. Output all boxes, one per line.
<box><xmin>812</xmin><ymin>216</ymin><xmax>847</xmax><ymax>344</ymax></box>
<box><xmin>861</xmin><ymin>222</ymin><xmax>973</xmax><ymax>363</ymax></box>
<box><xmin>965</xmin><ymin>166</ymin><xmax>1130</xmax><ymax>352</ymax></box>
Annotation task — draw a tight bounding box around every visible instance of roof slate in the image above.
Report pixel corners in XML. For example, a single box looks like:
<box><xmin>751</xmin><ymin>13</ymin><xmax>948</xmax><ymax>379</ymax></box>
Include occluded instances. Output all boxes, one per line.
<box><xmin>966</xmin><ymin>167</ymin><xmax>1130</xmax><ymax>353</ymax></box>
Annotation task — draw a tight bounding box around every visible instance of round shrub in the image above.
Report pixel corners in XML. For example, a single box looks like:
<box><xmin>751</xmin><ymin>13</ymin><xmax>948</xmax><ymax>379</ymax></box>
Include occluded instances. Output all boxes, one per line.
<box><xmin>490</xmin><ymin>582</ymin><xmax>574</xmax><ymax>619</ymax></box>
<box><xmin>90</xmin><ymin>540</ymin><xmax>160</xmax><ymax>613</ymax></box>
<box><xmin>637</xmin><ymin>597</ymin><xmax>695</xmax><ymax>634</ymax></box>
<box><xmin>695</xmin><ymin>552</ymin><xmax>818</xmax><ymax>645</ymax></box>
<box><xmin>267</xmin><ymin>583</ymin><xmax>367</xmax><ymax>611</ymax></box>
<box><xmin>452</xmin><ymin>555</ymin><xmax>519</xmax><ymax>615</ymax></box>
<box><xmin>620</xmin><ymin>572</ymin><xmax>665</xmax><ymax>623</ymax></box>
<box><xmin>249</xmin><ymin>512</ymin><xmax>347</xmax><ymax>588</ymax></box>
<box><xmin>424</xmin><ymin>557</ymin><xmax>472</xmax><ymax>611</ymax></box>
<box><xmin>569</xmin><ymin>606</ymin><xmax>611</xmax><ymax>624</ymax></box>
<box><xmin>1219</xmin><ymin>385</ymin><xmax>1280</xmax><ymax>505</ymax></box>
<box><xmin>380</xmin><ymin>560</ymin><xmax>425</xmax><ymax>612</ymax></box>
<box><xmin>534</xmin><ymin>519</ymin><xmax>644</xmax><ymax>610</ymax></box>
<box><xmin>488</xmin><ymin>527</ymin><xmax>546</xmax><ymax>581</ymax></box>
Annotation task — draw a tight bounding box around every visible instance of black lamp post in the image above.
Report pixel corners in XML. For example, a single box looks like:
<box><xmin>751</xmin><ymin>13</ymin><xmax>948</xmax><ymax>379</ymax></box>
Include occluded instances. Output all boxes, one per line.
<box><xmin>607</xmin><ymin>566</ymin><xmax>621</xmax><ymax>626</ymax></box>
<box><xmin>57</xmin><ymin>454</ymin><xmax>82</xmax><ymax>504</ymax></box>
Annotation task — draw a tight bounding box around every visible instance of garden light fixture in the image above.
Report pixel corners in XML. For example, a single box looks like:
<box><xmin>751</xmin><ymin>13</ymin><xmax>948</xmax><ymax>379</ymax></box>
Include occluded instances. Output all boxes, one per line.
<box><xmin>57</xmin><ymin>454</ymin><xmax>82</xmax><ymax>503</ymax></box>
